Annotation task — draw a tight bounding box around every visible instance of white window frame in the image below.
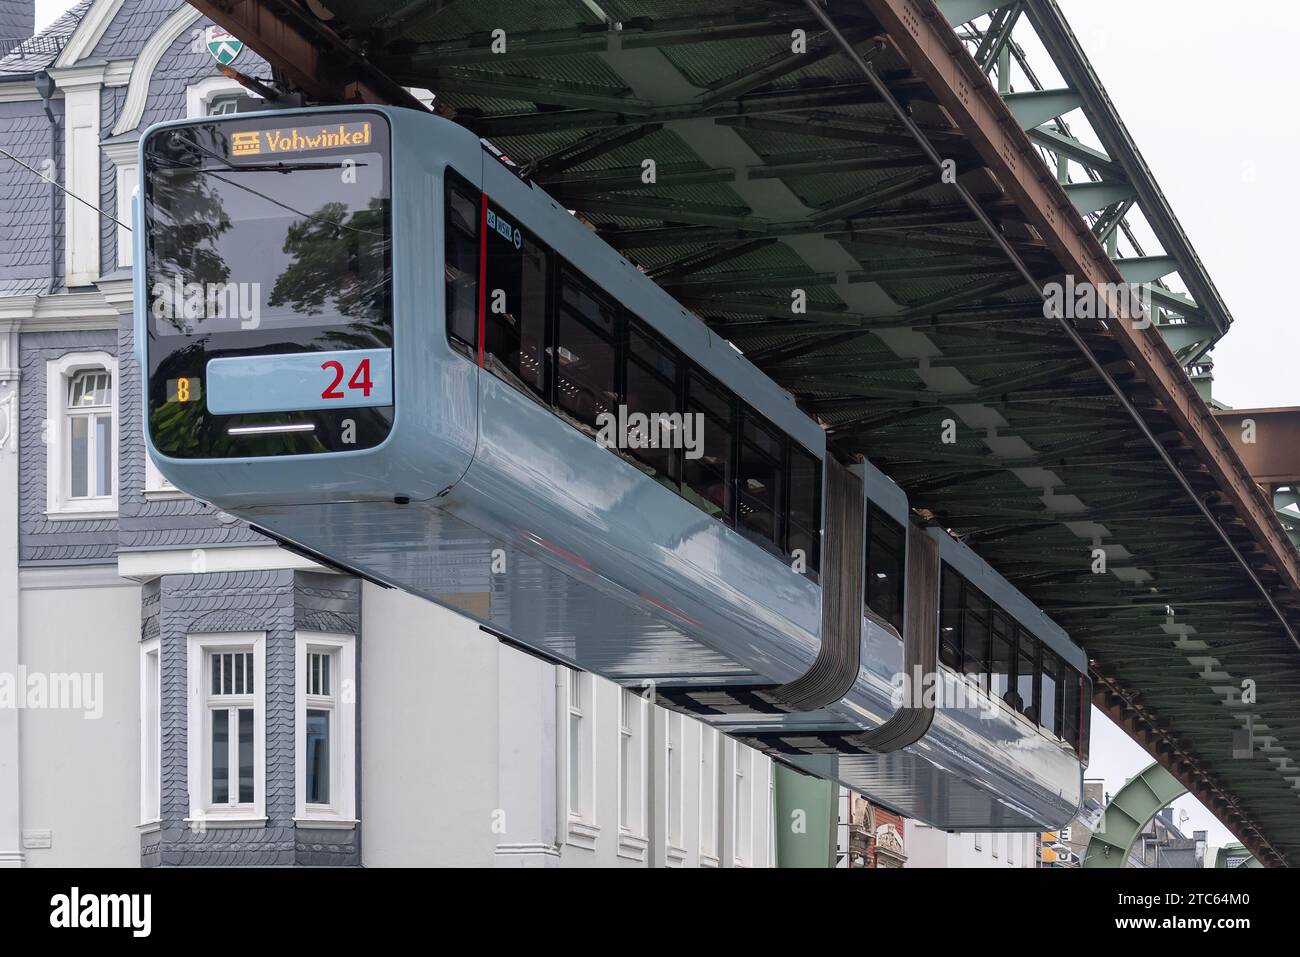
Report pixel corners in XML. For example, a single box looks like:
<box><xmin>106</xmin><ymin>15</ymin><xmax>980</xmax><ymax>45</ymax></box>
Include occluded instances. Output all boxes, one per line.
<box><xmin>138</xmin><ymin>638</ymin><xmax>160</xmax><ymax>826</ymax></box>
<box><xmin>102</xmin><ymin>139</ymin><xmax>138</xmax><ymax>270</ymax></box>
<box><xmin>767</xmin><ymin>759</ymin><xmax>776</xmax><ymax>868</ymax></box>
<box><xmin>733</xmin><ymin>741</ymin><xmax>753</xmax><ymax>868</ymax></box>
<box><xmin>665</xmin><ymin>710</ymin><xmax>685</xmax><ymax>864</ymax></box>
<box><xmin>294</xmin><ymin>632</ymin><xmax>356</xmax><ymax>827</ymax></box>
<box><xmin>698</xmin><ymin>724</ymin><xmax>719</xmax><ymax>866</ymax></box>
<box><xmin>185</xmin><ymin>75</ymin><xmax>257</xmax><ymax>119</ymax></box>
<box><xmin>186</xmin><ymin>632</ymin><xmax>266</xmax><ymax>828</ymax></box>
<box><xmin>974</xmin><ymin>832</ymin><xmax>983</xmax><ymax>852</ymax></box>
<box><xmin>563</xmin><ymin>669</ymin><xmax>598</xmax><ymax>848</ymax></box>
<box><xmin>143</xmin><ymin>446</ymin><xmax>183</xmax><ymax>498</ymax></box>
<box><xmin>45</xmin><ymin>352</ymin><xmax>118</xmax><ymax>519</ymax></box>
<box><xmin>616</xmin><ymin>688</ymin><xmax>648</xmax><ymax>861</ymax></box>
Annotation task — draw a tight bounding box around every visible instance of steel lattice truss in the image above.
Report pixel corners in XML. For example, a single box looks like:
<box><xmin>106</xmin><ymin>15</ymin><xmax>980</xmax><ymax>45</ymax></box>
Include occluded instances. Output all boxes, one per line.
<box><xmin>193</xmin><ymin>0</ymin><xmax>1300</xmax><ymax>863</ymax></box>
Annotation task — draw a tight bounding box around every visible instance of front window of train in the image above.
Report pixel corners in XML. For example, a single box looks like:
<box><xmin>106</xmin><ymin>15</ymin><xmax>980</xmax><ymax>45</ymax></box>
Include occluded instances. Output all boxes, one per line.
<box><xmin>142</xmin><ymin>111</ymin><xmax>393</xmax><ymax>458</ymax></box>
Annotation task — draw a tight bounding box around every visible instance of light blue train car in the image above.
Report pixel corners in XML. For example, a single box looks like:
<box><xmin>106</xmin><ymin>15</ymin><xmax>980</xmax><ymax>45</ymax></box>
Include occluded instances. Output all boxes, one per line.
<box><xmin>137</xmin><ymin>104</ymin><xmax>1089</xmax><ymax>831</ymax></box>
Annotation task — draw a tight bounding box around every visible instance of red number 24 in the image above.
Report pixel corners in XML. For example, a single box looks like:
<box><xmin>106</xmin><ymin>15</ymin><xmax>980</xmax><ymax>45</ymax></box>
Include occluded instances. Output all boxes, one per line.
<box><xmin>320</xmin><ymin>358</ymin><xmax>373</xmax><ymax>400</ymax></box>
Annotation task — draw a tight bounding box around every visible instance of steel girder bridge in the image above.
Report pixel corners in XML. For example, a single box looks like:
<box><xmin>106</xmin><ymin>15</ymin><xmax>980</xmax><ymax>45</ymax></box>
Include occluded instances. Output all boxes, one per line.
<box><xmin>189</xmin><ymin>0</ymin><xmax>1300</xmax><ymax>865</ymax></box>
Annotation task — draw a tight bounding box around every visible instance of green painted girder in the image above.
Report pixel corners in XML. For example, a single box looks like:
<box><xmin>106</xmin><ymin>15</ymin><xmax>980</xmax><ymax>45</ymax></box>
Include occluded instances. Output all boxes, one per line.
<box><xmin>1083</xmin><ymin>761</ymin><xmax>1188</xmax><ymax>868</ymax></box>
<box><xmin>1063</xmin><ymin>181</ymin><xmax>1139</xmax><ymax>216</ymax></box>
<box><xmin>1214</xmin><ymin>843</ymin><xmax>1262</xmax><ymax>868</ymax></box>
<box><xmin>937</xmin><ymin>0</ymin><xmax>1015</xmax><ymax>26</ymax></box>
<box><xmin>1084</xmin><ymin>771</ymin><xmax>1190</xmax><ymax>866</ymax></box>
<box><xmin>1115</xmin><ymin>256</ymin><xmax>1179</xmax><ymax>284</ymax></box>
<box><xmin>1002</xmin><ymin>89</ymin><xmax>1085</xmax><ymax>131</ymax></box>
<box><xmin>1147</xmin><ymin>285</ymin><xmax>1207</xmax><ymax>323</ymax></box>
<box><xmin>1156</xmin><ymin>321</ymin><xmax>1218</xmax><ymax>362</ymax></box>
<box><xmin>1027</xmin><ymin>127</ymin><xmax>1124</xmax><ymax>178</ymax></box>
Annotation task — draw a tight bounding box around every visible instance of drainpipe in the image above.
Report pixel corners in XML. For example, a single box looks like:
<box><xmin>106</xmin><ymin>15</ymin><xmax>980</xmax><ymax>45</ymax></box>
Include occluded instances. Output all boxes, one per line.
<box><xmin>34</xmin><ymin>70</ymin><xmax>57</xmax><ymax>293</ymax></box>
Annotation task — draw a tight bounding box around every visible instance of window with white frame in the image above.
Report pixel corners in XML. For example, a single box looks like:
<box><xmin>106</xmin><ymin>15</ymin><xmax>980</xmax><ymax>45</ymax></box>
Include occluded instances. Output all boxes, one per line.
<box><xmin>46</xmin><ymin>353</ymin><xmax>118</xmax><ymax>517</ymax></box>
<box><xmin>144</xmin><ymin>447</ymin><xmax>180</xmax><ymax>496</ymax></box>
<box><xmin>207</xmin><ymin>93</ymin><xmax>241</xmax><ymax>116</ymax></box>
<box><xmin>139</xmin><ymin>639</ymin><xmax>160</xmax><ymax>825</ymax></box>
<box><xmin>295</xmin><ymin>633</ymin><xmax>356</xmax><ymax>826</ymax></box>
<box><xmin>974</xmin><ymin>832</ymin><xmax>983</xmax><ymax>852</ymax></box>
<box><xmin>617</xmin><ymin>688</ymin><xmax>647</xmax><ymax>855</ymax></box>
<box><xmin>733</xmin><ymin>741</ymin><xmax>753</xmax><ymax>867</ymax></box>
<box><xmin>665</xmin><ymin>710</ymin><xmax>684</xmax><ymax>859</ymax></box>
<box><xmin>767</xmin><ymin>759</ymin><xmax>775</xmax><ymax>868</ymax></box>
<box><xmin>565</xmin><ymin>669</ymin><xmax>596</xmax><ymax>840</ymax></box>
<box><xmin>186</xmin><ymin>633</ymin><xmax>265</xmax><ymax>825</ymax></box>
<box><xmin>185</xmin><ymin>75</ymin><xmax>258</xmax><ymax>120</ymax></box>
<box><xmin>699</xmin><ymin>725</ymin><xmax>719</xmax><ymax>865</ymax></box>
<box><xmin>103</xmin><ymin>140</ymin><xmax>138</xmax><ymax>270</ymax></box>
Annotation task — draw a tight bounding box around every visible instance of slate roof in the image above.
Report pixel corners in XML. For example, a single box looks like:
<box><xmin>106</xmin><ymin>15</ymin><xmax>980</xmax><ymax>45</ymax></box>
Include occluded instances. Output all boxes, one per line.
<box><xmin>0</xmin><ymin>0</ymin><xmax>92</xmax><ymax>75</ymax></box>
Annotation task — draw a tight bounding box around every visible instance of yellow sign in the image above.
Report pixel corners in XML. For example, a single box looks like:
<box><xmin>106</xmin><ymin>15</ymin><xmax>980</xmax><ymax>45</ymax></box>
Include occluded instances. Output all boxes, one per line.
<box><xmin>230</xmin><ymin>121</ymin><xmax>372</xmax><ymax>157</ymax></box>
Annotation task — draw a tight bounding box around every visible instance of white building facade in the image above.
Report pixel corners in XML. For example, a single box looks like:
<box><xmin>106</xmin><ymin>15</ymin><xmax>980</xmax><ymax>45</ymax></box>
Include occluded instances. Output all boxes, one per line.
<box><xmin>903</xmin><ymin>821</ymin><xmax>1039</xmax><ymax>869</ymax></box>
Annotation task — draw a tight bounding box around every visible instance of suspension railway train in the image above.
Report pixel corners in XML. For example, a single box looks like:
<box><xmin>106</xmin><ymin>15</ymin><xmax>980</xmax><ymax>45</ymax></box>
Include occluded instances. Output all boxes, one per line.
<box><xmin>138</xmin><ymin>105</ymin><xmax>1090</xmax><ymax>831</ymax></box>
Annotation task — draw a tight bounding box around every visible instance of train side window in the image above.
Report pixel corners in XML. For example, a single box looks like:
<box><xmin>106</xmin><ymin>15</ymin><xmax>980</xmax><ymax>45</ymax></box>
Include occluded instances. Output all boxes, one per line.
<box><xmin>787</xmin><ymin>445</ymin><xmax>821</xmax><ymax>578</ymax></box>
<box><xmin>1015</xmin><ymin>628</ymin><xmax>1037</xmax><ymax>721</ymax></box>
<box><xmin>624</xmin><ymin>319</ymin><xmax>683</xmax><ymax>489</ymax></box>
<box><xmin>555</xmin><ymin>266</ymin><xmax>619</xmax><ymax>429</ymax></box>
<box><xmin>939</xmin><ymin>566</ymin><xmax>962</xmax><ymax>669</ymax></box>
<box><xmin>1078</xmin><ymin>676</ymin><xmax>1092</xmax><ymax>760</ymax></box>
<box><xmin>682</xmin><ymin>371</ymin><xmax>735</xmax><ymax>522</ymax></box>
<box><xmin>865</xmin><ymin>505</ymin><xmax>905</xmax><ymax>636</ymax></box>
<box><xmin>989</xmin><ymin>611</ymin><xmax>1014</xmax><ymax>703</ymax></box>
<box><xmin>444</xmin><ymin>174</ymin><xmax>480</xmax><ymax>356</ymax></box>
<box><xmin>962</xmin><ymin>585</ymin><xmax>990</xmax><ymax>690</ymax></box>
<box><xmin>1061</xmin><ymin>665</ymin><xmax>1080</xmax><ymax>749</ymax></box>
<box><xmin>483</xmin><ymin>204</ymin><xmax>548</xmax><ymax>396</ymax></box>
<box><xmin>736</xmin><ymin>409</ymin><xmax>785</xmax><ymax>552</ymax></box>
<box><xmin>1040</xmin><ymin>650</ymin><xmax>1059</xmax><ymax>737</ymax></box>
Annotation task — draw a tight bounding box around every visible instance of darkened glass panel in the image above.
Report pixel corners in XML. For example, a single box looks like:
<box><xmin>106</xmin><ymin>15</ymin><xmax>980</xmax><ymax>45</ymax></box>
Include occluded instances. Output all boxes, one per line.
<box><xmin>70</xmin><ymin>418</ymin><xmax>88</xmax><ymax>498</ymax></box>
<box><xmin>1061</xmin><ymin>666</ymin><xmax>1080</xmax><ymax>750</ymax></box>
<box><xmin>623</xmin><ymin>320</ymin><xmax>681</xmax><ymax>487</ymax></box>
<box><xmin>1015</xmin><ymin>629</ymin><xmax>1037</xmax><ymax>719</ymax></box>
<box><xmin>444</xmin><ymin>173</ymin><xmax>480</xmax><ymax>353</ymax></box>
<box><xmin>305</xmin><ymin>710</ymin><xmax>330</xmax><ymax>805</ymax></box>
<box><xmin>1079</xmin><ymin>678</ymin><xmax>1092</xmax><ymax>760</ymax></box>
<box><xmin>787</xmin><ymin>445</ymin><xmax>821</xmax><ymax>576</ymax></box>
<box><xmin>990</xmin><ymin>612</ymin><xmax>1014</xmax><ymax>702</ymax></box>
<box><xmin>143</xmin><ymin>111</ymin><xmax>394</xmax><ymax>457</ymax></box>
<box><xmin>555</xmin><ymin>268</ymin><xmax>619</xmax><ymax>429</ymax></box>
<box><xmin>95</xmin><ymin>416</ymin><xmax>112</xmax><ymax>496</ymax></box>
<box><xmin>737</xmin><ymin>411</ymin><xmax>784</xmax><ymax>550</ymax></box>
<box><xmin>939</xmin><ymin>565</ymin><xmax>962</xmax><ymax>669</ymax></box>
<box><xmin>962</xmin><ymin>587</ymin><xmax>990</xmax><ymax>687</ymax></box>
<box><xmin>865</xmin><ymin>505</ymin><xmax>905</xmax><ymax>635</ymax></box>
<box><xmin>237</xmin><ymin>707</ymin><xmax>254</xmax><ymax>804</ymax></box>
<box><xmin>211</xmin><ymin>711</ymin><xmax>228</xmax><ymax>804</ymax></box>
<box><xmin>682</xmin><ymin>371</ymin><xmax>734</xmax><ymax>521</ymax></box>
<box><xmin>1040</xmin><ymin>650</ymin><xmax>1059</xmax><ymax>736</ymax></box>
<box><xmin>484</xmin><ymin>207</ymin><xmax>548</xmax><ymax>396</ymax></box>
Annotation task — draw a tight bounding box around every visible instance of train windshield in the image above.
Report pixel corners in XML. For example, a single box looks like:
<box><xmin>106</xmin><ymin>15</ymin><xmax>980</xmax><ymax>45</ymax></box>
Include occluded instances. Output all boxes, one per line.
<box><xmin>142</xmin><ymin>111</ymin><xmax>394</xmax><ymax>458</ymax></box>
